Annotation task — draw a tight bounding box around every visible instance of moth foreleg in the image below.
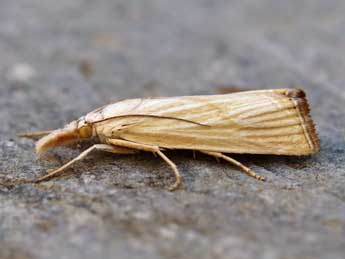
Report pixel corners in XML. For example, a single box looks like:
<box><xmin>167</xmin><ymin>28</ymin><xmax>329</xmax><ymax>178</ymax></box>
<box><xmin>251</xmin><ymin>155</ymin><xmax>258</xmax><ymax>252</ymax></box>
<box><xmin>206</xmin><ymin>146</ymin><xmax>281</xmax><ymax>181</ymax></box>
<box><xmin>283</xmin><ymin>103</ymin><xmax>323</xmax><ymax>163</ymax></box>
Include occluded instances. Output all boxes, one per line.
<box><xmin>34</xmin><ymin>144</ymin><xmax>137</xmax><ymax>183</ymax></box>
<box><xmin>200</xmin><ymin>151</ymin><xmax>265</xmax><ymax>181</ymax></box>
<box><xmin>107</xmin><ymin>139</ymin><xmax>182</xmax><ymax>191</ymax></box>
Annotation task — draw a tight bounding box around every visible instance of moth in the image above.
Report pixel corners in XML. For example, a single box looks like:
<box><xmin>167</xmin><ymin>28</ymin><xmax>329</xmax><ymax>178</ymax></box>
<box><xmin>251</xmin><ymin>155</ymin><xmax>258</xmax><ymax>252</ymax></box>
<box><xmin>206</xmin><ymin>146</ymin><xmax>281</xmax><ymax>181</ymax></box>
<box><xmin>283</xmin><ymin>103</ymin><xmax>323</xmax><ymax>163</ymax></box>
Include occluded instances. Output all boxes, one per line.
<box><xmin>20</xmin><ymin>88</ymin><xmax>319</xmax><ymax>190</ymax></box>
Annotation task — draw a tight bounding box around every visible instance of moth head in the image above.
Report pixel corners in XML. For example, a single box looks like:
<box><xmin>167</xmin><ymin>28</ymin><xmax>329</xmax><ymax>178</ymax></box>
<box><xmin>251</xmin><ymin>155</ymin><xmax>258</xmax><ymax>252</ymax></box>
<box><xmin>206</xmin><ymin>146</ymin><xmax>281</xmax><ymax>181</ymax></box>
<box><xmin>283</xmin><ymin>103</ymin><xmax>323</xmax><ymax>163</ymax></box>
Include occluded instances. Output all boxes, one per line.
<box><xmin>35</xmin><ymin>118</ymin><xmax>94</xmax><ymax>155</ymax></box>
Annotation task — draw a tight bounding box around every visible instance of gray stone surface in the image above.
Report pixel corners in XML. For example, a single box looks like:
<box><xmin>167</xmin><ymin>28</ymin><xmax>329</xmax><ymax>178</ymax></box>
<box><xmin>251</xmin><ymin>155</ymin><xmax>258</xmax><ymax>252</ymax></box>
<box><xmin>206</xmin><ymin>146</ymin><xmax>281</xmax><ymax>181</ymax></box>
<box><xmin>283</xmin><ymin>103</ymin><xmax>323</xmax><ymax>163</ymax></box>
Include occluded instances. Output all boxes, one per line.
<box><xmin>1</xmin><ymin>0</ymin><xmax>345</xmax><ymax>258</ymax></box>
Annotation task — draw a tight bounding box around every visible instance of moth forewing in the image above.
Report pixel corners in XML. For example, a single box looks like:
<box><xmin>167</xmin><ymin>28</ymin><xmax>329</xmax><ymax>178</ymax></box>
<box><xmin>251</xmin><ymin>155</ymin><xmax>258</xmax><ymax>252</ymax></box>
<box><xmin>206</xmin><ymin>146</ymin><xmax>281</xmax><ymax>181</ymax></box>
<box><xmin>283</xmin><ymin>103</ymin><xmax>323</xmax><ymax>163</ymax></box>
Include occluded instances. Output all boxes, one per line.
<box><xmin>90</xmin><ymin>89</ymin><xmax>319</xmax><ymax>156</ymax></box>
<box><xmin>18</xmin><ymin>88</ymin><xmax>319</xmax><ymax>190</ymax></box>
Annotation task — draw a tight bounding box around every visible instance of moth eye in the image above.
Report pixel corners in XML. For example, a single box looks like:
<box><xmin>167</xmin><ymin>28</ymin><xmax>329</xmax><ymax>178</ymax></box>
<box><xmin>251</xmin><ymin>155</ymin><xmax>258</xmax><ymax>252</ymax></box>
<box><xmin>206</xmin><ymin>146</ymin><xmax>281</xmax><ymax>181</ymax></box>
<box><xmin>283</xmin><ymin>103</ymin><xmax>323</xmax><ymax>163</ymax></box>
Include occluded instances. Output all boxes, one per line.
<box><xmin>79</xmin><ymin>125</ymin><xmax>92</xmax><ymax>138</ymax></box>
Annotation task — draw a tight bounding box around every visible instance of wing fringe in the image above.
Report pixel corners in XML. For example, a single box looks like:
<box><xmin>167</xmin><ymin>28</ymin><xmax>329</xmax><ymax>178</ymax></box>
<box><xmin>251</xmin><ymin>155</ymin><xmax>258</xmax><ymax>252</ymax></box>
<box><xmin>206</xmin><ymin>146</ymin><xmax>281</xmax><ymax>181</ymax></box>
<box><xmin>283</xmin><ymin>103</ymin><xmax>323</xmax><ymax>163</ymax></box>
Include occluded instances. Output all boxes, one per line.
<box><xmin>281</xmin><ymin>89</ymin><xmax>320</xmax><ymax>153</ymax></box>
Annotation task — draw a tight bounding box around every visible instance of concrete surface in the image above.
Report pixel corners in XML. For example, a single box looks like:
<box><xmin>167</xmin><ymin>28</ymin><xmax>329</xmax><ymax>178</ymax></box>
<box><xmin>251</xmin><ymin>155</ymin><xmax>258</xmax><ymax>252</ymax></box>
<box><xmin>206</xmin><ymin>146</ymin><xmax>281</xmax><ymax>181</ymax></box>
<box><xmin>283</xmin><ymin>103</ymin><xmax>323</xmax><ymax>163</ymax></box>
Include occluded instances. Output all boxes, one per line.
<box><xmin>1</xmin><ymin>0</ymin><xmax>345</xmax><ymax>258</ymax></box>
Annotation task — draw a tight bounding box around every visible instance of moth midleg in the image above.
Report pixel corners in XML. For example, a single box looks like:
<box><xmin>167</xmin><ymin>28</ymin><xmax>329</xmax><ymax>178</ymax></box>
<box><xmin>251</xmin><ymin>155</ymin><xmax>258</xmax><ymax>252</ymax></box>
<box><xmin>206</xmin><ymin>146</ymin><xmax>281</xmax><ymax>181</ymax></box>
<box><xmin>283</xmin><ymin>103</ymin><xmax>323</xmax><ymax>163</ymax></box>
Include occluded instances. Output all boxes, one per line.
<box><xmin>107</xmin><ymin>139</ymin><xmax>181</xmax><ymax>191</ymax></box>
<box><xmin>33</xmin><ymin>144</ymin><xmax>137</xmax><ymax>183</ymax></box>
<box><xmin>200</xmin><ymin>151</ymin><xmax>265</xmax><ymax>181</ymax></box>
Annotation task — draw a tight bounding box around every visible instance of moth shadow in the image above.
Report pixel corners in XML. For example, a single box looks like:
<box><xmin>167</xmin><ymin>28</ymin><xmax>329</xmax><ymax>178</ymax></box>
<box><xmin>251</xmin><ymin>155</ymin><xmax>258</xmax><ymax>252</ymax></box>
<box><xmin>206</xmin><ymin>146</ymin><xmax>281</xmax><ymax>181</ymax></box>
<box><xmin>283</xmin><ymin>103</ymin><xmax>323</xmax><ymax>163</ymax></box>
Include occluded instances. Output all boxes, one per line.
<box><xmin>165</xmin><ymin>150</ymin><xmax>315</xmax><ymax>170</ymax></box>
<box><xmin>240</xmin><ymin>153</ymin><xmax>316</xmax><ymax>170</ymax></box>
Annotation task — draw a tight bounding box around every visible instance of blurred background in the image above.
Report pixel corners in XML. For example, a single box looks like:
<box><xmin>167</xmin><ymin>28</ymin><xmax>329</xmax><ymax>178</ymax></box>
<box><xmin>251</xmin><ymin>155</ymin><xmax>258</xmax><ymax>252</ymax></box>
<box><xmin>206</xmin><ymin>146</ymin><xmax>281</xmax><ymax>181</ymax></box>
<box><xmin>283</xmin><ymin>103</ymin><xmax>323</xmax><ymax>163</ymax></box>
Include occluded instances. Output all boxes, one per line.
<box><xmin>1</xmin><ymin>1</ymin><xmax>345</xmax><ymax>259</ymax></box>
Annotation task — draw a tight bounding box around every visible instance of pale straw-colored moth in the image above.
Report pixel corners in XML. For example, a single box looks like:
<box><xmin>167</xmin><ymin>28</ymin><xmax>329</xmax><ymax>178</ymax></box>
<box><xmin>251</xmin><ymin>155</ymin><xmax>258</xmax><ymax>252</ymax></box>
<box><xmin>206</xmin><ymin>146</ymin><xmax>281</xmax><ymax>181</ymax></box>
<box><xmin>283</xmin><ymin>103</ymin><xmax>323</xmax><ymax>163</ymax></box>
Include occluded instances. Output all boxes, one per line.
<box><xmin>19</xmin><ymin>88</ymin><xmax>319</xmax><ymax>190</ymax></box>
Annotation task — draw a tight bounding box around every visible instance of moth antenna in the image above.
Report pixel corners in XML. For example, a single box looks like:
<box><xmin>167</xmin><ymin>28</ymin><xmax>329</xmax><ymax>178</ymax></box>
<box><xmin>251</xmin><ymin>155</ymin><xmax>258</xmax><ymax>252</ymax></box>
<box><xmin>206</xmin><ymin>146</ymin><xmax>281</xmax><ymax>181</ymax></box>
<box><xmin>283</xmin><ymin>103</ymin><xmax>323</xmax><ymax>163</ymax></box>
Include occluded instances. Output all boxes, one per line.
<box><xmin>18</xmin><ymin>130</ymin><xmax>54</xmax><ymax>139</ymax></box>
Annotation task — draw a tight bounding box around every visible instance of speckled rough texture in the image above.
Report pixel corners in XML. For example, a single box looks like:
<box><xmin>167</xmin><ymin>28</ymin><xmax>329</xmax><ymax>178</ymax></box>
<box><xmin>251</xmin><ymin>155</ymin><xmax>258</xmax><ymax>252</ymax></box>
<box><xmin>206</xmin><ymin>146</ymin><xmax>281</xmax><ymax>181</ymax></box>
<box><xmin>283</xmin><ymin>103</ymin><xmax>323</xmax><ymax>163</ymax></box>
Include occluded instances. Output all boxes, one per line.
<box><xmin>0</xmin><ymin>1</ymin><xmax>345</xmax><ymax>259</ymax></box>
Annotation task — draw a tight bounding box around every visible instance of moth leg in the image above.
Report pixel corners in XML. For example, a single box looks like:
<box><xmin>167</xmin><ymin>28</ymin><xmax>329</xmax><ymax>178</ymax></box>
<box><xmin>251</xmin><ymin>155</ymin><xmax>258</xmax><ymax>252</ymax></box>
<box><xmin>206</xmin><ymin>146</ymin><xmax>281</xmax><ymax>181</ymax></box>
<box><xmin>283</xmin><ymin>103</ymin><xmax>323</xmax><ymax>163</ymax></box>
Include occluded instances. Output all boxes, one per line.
<box><xmin>107</xmin><ymin>139</ymin><xmax>181</xmax><ymax>191</ymax></box>
<box><xmin>34</xmin><ymin>144</ymin><xmax>137</xmax><ymax>183</ymax></box>
<box><xmin>200</xmin><ymin>151</ymin><xmax>265</xmax><ymax>181</ymax></box>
